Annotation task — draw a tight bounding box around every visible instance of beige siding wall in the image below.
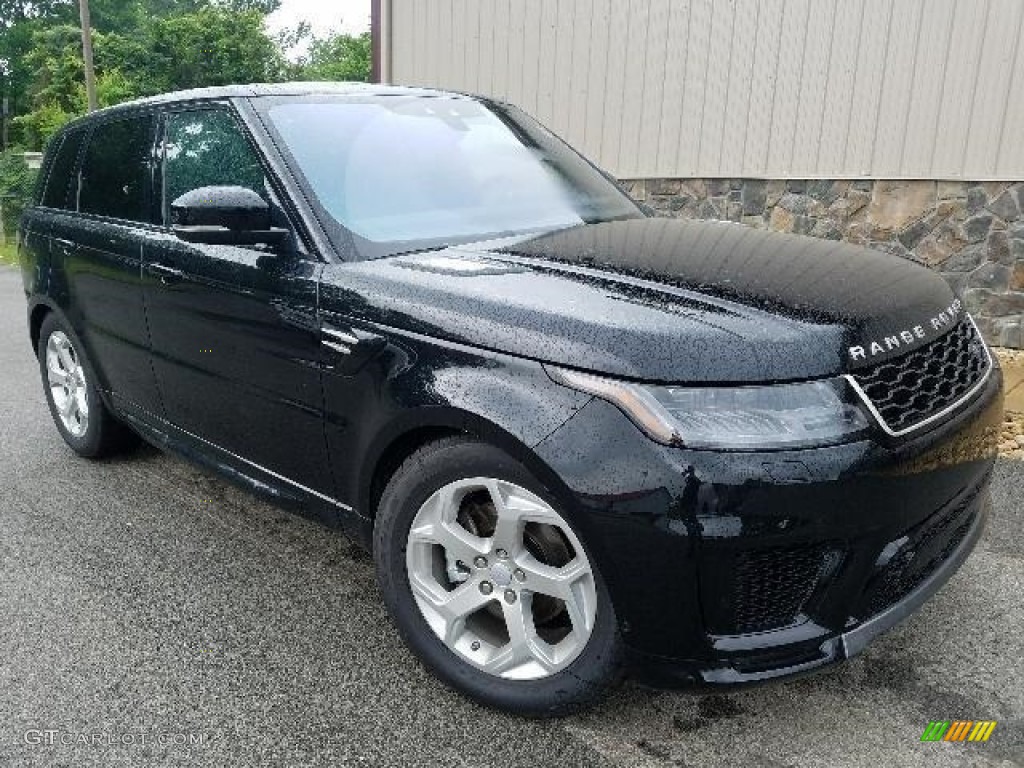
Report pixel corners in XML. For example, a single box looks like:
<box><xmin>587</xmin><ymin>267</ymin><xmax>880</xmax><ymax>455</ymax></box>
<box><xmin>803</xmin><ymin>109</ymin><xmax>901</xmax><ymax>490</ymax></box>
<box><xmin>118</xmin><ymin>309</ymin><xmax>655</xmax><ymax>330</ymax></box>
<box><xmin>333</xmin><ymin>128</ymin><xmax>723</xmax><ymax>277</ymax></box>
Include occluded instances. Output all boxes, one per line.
<box><xmin>387</xmin><ymin>0</ymin><xmax>1024</xmax><ymax>180</ymax></box>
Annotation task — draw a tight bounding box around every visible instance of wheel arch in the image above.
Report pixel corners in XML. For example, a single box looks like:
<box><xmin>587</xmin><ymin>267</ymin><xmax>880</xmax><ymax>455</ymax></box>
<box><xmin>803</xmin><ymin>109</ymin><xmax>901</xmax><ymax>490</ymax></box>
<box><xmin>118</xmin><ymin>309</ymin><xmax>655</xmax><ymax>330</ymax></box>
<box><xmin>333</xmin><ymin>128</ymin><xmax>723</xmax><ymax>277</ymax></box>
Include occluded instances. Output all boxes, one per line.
<box><xmin>29</xmin><ymin>297</ymin><xmax>115</xmax><ymax>410</ymax></box>
<box><xmin>28</xmin><ymin>298</ymin><xmax>54</xmax><ymax>354</ymax></box>
<box><xmin>364</xmin><ymin>424</ymin><xmax>463</xmax><ymax>524</ymax></box>
<box><xmin>356</xmin><ymin>405</ymin><xmax>575</xmax><ymax>527</ymax></box>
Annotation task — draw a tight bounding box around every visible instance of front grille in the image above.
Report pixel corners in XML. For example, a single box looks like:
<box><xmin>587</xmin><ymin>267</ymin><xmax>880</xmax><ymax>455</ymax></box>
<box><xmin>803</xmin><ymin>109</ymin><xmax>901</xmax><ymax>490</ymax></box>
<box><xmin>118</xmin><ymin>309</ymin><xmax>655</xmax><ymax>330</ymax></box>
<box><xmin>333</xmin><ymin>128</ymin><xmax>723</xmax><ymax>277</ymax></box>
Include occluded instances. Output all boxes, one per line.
<box><xmin>732</xmin><ymin>545</ymin><xmax>838</xmax><ymax>633</ymax></box>
<box><xmin>851</xmin><ymin>318</ymin><xmax>990</xmax><ymax>434</ymax></box>
<box><xmin>856</xmin><ymin>497</ymin><xmax>976</xmax><ymax>619</ymax></box>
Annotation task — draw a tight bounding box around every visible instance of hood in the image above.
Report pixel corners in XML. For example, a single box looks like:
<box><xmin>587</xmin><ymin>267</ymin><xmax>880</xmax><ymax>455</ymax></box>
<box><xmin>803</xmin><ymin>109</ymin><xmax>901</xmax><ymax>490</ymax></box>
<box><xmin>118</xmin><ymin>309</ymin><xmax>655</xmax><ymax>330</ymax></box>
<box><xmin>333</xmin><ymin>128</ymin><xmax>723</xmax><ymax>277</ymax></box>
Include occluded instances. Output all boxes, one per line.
<box><xmin>320</xmin><ymin>218</ymin><xmax>960</xmax><ymax>384</ymax></box>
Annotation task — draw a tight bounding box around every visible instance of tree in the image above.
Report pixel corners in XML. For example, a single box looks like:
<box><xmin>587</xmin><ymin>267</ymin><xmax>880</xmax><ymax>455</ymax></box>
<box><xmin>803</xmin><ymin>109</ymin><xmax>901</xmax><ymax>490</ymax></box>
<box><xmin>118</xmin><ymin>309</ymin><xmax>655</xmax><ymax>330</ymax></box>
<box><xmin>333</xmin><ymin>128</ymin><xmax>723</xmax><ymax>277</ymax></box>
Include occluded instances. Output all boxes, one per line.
<box><xmin>1</xmin><ymin>4</ymin><xmax>67</xmax><ymax>146</ymax></box>
<box><xmin>0</xmin><ymin>0</ymin><xmax>67</xmax><ymax>28</ymax></box>
<box><xmin>1</xmin><ymin>1</ymin><xmax>364</xmax><ymax>150</ymax></box>
<box><xmin>7</xmin><ymin>4</ymin><xmax>289</xmax><ymax>148</ymax></box>
<box><xmin>11</xmin><ymin>24</ymin><xmax>85</xmax><ymax>146</ymax></box>
<box><xmin>217</xmin><ymin>0</ymin><xmax>279</xmax><ymax>12</ymax></box>
<box><xmin>147</xmin><ymin>7</ymin><xmax>285</xmax><ymax>92</ymax></box>
<box><xmin>0</xmin><ymin>148</ymin><xmax>37</xmax><ymax>236</ymax></box>
<box><xmin>82</xmin><ymin>0</ymin><xmax>280</xmax><ymax>31</ymax></box>
<box><xmin>11</xmin><ymin>23</ymin><xmax>152</xmax><ymax>147</ymax></box>
<box><xmin>294</xmin><ymin>31</ymin><xmax>370</xmax><ymax>83</ymax></box>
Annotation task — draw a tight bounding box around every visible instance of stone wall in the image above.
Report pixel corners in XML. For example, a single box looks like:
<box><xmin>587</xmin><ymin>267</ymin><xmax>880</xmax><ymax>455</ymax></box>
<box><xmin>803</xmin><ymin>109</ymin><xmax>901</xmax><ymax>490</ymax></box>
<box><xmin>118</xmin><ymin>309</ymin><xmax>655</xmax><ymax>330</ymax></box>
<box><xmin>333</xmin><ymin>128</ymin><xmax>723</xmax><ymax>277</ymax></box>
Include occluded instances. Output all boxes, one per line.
<box><xmin>623</xmin><ymin>178</ymin><xmax>1024</xmax><ymax>349</ymax></box>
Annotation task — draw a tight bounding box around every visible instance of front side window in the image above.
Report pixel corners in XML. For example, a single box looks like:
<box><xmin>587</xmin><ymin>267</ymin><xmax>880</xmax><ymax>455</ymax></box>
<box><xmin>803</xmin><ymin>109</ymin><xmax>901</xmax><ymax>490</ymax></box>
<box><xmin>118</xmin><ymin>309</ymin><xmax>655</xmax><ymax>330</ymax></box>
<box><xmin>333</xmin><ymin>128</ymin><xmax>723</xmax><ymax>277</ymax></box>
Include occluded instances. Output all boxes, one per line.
<box><xmin>78</xmin><ymin>115</ymin><xmax>155</xmax><ymax>222</ymax></box>
<box><xmin>162</xmin><ymin>109</ymin><xmax>265</xmax><ymax>225</ymax></box>
<box><xmin>40</xmin><ymin>128</ymin><xmax>86</xmax><ymax>210</ymax></box>
<box><xmin>260</xmin><ymin>95</ymin><xmax>642</xmax><ymax>259</ymax></box>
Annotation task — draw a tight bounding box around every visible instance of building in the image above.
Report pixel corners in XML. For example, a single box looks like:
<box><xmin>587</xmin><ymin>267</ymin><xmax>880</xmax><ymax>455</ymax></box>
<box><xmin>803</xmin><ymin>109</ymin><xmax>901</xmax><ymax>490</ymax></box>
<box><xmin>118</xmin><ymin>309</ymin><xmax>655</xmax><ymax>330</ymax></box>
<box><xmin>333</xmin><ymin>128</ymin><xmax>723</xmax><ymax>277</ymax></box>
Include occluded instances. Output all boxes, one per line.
<box><xmin>371</xmin><ymin>0</ymin><xmax>1024</xmax><ymax>348</ymax></box>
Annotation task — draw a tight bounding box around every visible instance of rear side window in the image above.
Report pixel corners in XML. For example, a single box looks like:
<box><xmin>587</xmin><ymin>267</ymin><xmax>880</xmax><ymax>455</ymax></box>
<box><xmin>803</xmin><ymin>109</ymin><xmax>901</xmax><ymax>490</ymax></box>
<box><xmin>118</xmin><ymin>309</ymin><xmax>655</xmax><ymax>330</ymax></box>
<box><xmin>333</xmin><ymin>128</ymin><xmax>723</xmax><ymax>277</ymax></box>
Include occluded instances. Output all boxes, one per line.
<box><xmin>78</xmin><ymin>115</ymin><xmax>155</xmax><ymax>222</ymax></box>
<box><xmin>162</xmin><ymin>109</ymin><xmax>265</xmax><ymax>224</ymax></box>
<box><xmin>40</xmin><ymin>128</ymin><xmax>85</xmax><ymax>209</ymax></box>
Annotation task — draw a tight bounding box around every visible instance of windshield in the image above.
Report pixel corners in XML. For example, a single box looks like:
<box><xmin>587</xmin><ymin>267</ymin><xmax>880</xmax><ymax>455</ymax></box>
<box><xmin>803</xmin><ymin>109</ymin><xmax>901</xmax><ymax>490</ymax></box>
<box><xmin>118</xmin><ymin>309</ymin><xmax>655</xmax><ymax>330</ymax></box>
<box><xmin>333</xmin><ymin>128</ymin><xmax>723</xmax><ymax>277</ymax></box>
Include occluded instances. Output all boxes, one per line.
<box><xmin>260</xmin><ymin>94</ymin><xmax>643</xmax><ymax>259</ymax></box>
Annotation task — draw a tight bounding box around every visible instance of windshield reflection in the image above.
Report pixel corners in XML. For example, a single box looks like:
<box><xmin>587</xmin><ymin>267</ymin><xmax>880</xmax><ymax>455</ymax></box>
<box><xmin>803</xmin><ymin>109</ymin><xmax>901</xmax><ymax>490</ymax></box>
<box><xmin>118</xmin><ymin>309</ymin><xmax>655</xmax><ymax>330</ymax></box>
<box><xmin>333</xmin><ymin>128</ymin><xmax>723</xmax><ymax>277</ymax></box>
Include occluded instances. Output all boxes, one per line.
<box><xmin>262</xmin><ymin>95</ymin><xmax>643</xmax><ymax>259</ymax></box>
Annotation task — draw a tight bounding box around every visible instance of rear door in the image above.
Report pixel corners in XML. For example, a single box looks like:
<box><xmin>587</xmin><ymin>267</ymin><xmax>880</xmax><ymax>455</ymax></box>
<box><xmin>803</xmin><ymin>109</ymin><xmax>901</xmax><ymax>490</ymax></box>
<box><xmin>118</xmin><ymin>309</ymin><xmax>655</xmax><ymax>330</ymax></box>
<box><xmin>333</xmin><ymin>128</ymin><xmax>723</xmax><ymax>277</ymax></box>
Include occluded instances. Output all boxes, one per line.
<box><xmin>142</xmin><ymin>105</ymin><xmax>333</xmax><ymax>497</ymax></box>
<box><xmin>20</xmin><ymin>126</ymin><xmax>86</xmax><ymax>308</ymax></box>
<box><xmin>52</xmin><ymin>113</ymin><xmax>164</xmax><ymax>417</ymax></box>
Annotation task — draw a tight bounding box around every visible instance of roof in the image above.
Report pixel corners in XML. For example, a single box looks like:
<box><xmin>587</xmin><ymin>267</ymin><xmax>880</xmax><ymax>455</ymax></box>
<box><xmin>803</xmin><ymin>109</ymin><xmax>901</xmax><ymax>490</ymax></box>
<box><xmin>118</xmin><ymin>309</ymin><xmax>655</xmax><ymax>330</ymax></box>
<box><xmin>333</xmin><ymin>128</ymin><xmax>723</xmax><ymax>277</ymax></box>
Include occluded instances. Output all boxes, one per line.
<box><xmin>65</xmin><ymin>81</ymin><xmax>468</xmax><ymax>126</ymax></box>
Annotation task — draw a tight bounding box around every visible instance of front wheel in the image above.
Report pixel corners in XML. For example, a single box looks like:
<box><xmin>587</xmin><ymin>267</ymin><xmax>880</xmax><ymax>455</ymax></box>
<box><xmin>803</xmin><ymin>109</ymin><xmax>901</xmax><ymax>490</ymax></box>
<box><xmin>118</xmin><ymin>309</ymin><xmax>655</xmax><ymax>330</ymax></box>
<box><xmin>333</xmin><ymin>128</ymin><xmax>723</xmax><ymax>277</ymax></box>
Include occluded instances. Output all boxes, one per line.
<box><xmin>374</xmin><ymin>437</ymin><xmax>624</xmax><ymax>716</ymax></box>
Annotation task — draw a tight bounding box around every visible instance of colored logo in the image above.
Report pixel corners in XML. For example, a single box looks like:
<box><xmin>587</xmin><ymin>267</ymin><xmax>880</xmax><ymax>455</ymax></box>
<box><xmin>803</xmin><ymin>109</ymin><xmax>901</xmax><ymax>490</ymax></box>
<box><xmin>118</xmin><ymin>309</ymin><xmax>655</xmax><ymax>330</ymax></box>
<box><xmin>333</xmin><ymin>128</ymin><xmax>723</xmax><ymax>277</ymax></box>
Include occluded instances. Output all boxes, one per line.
<box><xmin>921</xmin><ymin>721</ymin><xmax>997</xmax><ymax>742</ymax></box>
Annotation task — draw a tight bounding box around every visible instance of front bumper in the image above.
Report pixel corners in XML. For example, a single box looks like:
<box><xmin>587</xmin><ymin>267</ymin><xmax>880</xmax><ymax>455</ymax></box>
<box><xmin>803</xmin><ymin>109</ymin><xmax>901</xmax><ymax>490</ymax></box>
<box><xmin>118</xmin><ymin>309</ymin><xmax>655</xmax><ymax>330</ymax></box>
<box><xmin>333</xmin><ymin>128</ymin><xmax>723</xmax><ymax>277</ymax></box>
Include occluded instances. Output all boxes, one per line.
<box><xmin>633</xmin><ymin>482</ymin><xmax>988</xmax><ymax>686</ymax></box>
<box><xmin>531</xmin><ymin>362</ymin><xmax>1003</xmax><ymax>686</ymax></box>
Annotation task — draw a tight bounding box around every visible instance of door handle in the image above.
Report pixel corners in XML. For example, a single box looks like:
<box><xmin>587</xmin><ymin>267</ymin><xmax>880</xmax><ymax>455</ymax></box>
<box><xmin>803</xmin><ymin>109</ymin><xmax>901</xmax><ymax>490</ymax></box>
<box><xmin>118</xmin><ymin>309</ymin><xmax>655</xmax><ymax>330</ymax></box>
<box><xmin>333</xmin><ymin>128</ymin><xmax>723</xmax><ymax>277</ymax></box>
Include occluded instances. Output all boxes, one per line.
<box><xmin>323</xmin><ymin>340</ymin><xmax>353</xmax><ymax>355</ymax></box>
<box><xmin>146</xmin><ymin>263</ymin><xmax>185</xmax><ymax>285</ymax></box>
<box><xmin>52</xmin><ymin>237</ymin><xmax>74</xmax><ymax>255</ymax></box>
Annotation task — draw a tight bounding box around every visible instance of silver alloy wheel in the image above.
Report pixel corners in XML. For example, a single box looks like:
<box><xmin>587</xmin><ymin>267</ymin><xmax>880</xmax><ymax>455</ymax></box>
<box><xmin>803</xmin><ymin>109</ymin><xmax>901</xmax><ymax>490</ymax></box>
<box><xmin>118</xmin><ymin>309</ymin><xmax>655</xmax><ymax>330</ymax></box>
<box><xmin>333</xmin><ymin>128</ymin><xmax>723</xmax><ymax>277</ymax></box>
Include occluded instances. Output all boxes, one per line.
<box><xmin>45</xmin><ymin>331</ymin><xmax>89</xmax><ymax>438</ymax></box>
<box><xmin>405</xmin><ymin>477</ymin><xmax>597</xmax><ymax>681</ymax></box>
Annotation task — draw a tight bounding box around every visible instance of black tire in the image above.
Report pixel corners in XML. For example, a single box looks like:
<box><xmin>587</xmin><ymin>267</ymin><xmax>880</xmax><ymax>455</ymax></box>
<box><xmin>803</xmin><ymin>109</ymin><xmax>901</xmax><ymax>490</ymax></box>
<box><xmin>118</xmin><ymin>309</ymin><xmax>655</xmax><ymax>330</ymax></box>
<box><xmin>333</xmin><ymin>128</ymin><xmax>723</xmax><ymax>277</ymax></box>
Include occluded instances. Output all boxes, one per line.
<box><xmin>374</xmin><ymin>436</ymin><xmax>624</xmax><ymax>716</ymax></box>
<box><xmin>37</xmin><ymin>313</ymin><xmax>139</xmax><ymax>458</ymax></box>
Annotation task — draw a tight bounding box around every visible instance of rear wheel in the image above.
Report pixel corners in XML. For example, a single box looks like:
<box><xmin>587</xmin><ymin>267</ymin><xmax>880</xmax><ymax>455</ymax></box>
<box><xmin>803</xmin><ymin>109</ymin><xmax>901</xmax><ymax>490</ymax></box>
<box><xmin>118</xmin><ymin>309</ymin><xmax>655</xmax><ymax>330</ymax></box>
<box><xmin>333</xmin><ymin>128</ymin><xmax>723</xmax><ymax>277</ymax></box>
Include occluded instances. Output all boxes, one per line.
<box><xmin>374</xmin><ymin>437</ymin><xmax>623</xmax><ymax>716</ymax></box>
<box><xmin>37</xmin><ymin>314</ymin><xmax>139</xmax><ymax>458</ymax></box>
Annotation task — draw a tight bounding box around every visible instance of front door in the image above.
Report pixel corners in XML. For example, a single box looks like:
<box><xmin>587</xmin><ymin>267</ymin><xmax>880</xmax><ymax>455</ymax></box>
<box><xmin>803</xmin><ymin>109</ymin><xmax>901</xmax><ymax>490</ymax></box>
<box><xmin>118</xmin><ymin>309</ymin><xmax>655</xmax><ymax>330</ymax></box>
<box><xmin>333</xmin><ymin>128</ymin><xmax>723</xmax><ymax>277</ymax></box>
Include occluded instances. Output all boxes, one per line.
<box><xmin>142</xmin><ymin>106</ymin><xmax>333</xmax><ymax>497</ymax></box>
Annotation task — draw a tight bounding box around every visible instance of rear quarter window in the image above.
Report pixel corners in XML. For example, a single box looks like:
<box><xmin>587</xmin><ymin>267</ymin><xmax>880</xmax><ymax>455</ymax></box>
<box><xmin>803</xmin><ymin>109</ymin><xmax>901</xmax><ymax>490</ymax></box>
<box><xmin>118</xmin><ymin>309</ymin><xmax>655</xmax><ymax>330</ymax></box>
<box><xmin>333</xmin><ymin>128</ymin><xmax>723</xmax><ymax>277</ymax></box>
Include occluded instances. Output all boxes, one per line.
<box><xmin>40</xmin><ymin>128</ymin><xmax>86</xmax><ymax>209</ymax></box>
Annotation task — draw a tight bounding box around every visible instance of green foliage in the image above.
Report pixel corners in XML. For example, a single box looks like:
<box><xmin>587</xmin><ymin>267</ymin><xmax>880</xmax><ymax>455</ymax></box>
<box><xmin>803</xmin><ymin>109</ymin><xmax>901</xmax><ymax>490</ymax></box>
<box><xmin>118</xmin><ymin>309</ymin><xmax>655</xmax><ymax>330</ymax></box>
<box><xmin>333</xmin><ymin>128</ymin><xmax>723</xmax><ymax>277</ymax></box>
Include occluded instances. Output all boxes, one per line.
<box><xmin>19</xmin><ymin>24</ymin><xmax>88</xmax><ymax>110</ymax></box>
<box><xmin>215</xmin><ymin>0</ymin><xmax>280</xmax><ymax>13</ymax></box>
<box><xmin>147</xmin><ymin>7</ymin><xmax>286</xmax><ymax>92</ymax></box>
<box><xmin>1</xmin><ymin>1</ymin><xmax>369</xmax><ymax>151</ymax></box>
<box><xmin>0</xmin><ymin>148</ymin><xmax>37</xmax><ymax>236</ymax></box>
<box><xmin>2</xmin><ymin>1</ymin><xmax>295</xmax><ymax>150</ymax></box>
<box><xmin>11</xmin><ymin>101</ymin><xmax>77</xmax><ymax>149</ymax></box>
<box><xmin>95</xmin><ymin>69</ymin><xmax>138</xmax><ymax>107</ymax></box>
<box><xmin>0</xmin><ymin>240</ymin><xmax>17</xmax><ymax>265</ymax></box>
<box><xmin>295</xmin><ymin>32</ymin><xmax>371</xmax><ymax>83</ymax></box>
<box><xmin>1</xmin><ymin>13</ymin><xmax>67</xmax><ymax>141</ymax></box>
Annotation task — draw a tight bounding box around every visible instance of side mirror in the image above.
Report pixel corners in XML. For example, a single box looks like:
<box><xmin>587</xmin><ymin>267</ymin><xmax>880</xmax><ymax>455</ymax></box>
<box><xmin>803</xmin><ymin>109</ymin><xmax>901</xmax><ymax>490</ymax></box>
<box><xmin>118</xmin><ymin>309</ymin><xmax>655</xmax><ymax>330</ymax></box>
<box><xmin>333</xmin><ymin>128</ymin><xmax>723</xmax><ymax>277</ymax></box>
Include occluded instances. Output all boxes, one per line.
<box><xmin>170</xmin><ymin>185</ymin><xmax>288</xmax><ymax>247</ymax></box>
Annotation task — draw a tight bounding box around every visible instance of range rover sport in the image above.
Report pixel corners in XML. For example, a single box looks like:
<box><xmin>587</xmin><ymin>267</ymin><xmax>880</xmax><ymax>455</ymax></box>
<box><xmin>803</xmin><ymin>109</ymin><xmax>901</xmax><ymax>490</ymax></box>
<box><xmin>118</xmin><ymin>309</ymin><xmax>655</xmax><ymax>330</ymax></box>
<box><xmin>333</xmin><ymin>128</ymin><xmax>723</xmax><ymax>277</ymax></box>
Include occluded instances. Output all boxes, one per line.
<box><xmin>18</xmin><ymin>83</ymin><xmax>1003</xmax><ymax>716</ymax></box>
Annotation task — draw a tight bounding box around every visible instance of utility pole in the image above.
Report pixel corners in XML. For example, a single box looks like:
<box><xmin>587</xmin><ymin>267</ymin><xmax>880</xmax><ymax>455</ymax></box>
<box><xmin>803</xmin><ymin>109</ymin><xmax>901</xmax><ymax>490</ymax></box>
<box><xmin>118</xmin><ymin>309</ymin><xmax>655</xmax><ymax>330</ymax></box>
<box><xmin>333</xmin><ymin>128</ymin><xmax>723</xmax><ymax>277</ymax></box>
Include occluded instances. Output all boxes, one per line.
<box><xmin>78</xmin><ymin>0</ymin><xmax>98</xmax><ymax>112</ymax></box>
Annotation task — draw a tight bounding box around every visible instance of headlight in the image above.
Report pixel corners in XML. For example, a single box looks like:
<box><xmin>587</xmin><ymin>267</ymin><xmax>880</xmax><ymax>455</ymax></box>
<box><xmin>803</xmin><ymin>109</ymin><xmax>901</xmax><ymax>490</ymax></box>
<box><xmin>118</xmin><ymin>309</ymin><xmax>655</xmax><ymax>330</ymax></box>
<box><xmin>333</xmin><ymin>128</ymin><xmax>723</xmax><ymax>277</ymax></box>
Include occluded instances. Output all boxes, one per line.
<box><xmin>545</xmin><ymin>366</ymin><xmax>870</xmax><ymax>449</ymax></box>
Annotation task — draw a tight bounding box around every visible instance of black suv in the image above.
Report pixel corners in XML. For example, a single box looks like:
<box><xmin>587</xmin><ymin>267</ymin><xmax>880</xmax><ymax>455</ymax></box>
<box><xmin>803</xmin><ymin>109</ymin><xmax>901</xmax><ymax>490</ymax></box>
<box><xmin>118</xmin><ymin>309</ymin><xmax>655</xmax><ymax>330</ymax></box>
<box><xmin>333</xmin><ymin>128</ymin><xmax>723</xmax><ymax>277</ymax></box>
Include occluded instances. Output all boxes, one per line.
<box><xmin>19</xmin><ymin>83</ymin><xmax>1003</xmax><ymax>716</ymax></box>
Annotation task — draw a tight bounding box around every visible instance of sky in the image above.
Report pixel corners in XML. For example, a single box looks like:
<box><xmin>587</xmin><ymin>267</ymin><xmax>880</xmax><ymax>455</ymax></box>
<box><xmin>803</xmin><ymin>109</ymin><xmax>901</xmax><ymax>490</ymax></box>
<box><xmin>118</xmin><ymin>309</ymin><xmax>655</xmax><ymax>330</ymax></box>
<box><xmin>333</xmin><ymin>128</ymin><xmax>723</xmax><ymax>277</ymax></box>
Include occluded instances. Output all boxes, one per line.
<box><xmin>266</xmin><ymin>0</ymin><xmax>371</xmax><ymax>57</ymax></box>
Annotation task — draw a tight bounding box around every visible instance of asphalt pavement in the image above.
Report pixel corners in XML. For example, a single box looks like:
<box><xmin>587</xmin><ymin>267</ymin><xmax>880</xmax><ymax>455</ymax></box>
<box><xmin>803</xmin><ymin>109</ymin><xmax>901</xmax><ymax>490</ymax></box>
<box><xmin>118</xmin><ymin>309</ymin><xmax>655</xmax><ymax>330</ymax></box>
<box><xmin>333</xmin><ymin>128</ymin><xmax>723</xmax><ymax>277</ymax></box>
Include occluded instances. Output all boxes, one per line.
<box><xmin>0</xmin><ymin>265</ymin><xmax>1021</xmax><ymax>768</ymax></box>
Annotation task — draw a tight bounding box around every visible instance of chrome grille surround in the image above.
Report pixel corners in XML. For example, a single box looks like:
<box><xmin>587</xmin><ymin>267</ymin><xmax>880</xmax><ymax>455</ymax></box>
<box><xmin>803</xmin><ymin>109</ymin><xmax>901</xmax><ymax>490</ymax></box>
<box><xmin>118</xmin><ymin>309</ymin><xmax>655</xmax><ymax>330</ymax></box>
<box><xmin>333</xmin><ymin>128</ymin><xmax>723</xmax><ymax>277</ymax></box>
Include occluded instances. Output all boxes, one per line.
<box><xmin>844</xmin><ymin>315</ymin><xmax>993</xmax><ymax>438</ymax></box>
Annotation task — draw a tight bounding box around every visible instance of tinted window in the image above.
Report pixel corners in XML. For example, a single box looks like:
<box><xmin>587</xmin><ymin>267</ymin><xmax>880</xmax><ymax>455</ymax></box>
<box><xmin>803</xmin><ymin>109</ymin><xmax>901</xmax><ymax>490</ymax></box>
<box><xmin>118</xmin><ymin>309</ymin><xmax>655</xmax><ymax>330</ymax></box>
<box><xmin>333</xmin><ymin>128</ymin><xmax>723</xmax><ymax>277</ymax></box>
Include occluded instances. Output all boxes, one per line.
<box><xmin>78</xmin><ymin>116</ymin><xmax>155</xmax><ymax>222</ymax></box>
<box><xmin>262</xmin><ymin>96</ymin><xmax>641</xmax><ymax>258</ymax></box>
<box><xmin>41</xmin><ymin>128</ymin><xmax>85</xmax><ymax>209</ymax></box>
<box><xmin>163</xmin><ymin>110</ymin><xmax>265</xmax><ymax>224</ymax></box>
